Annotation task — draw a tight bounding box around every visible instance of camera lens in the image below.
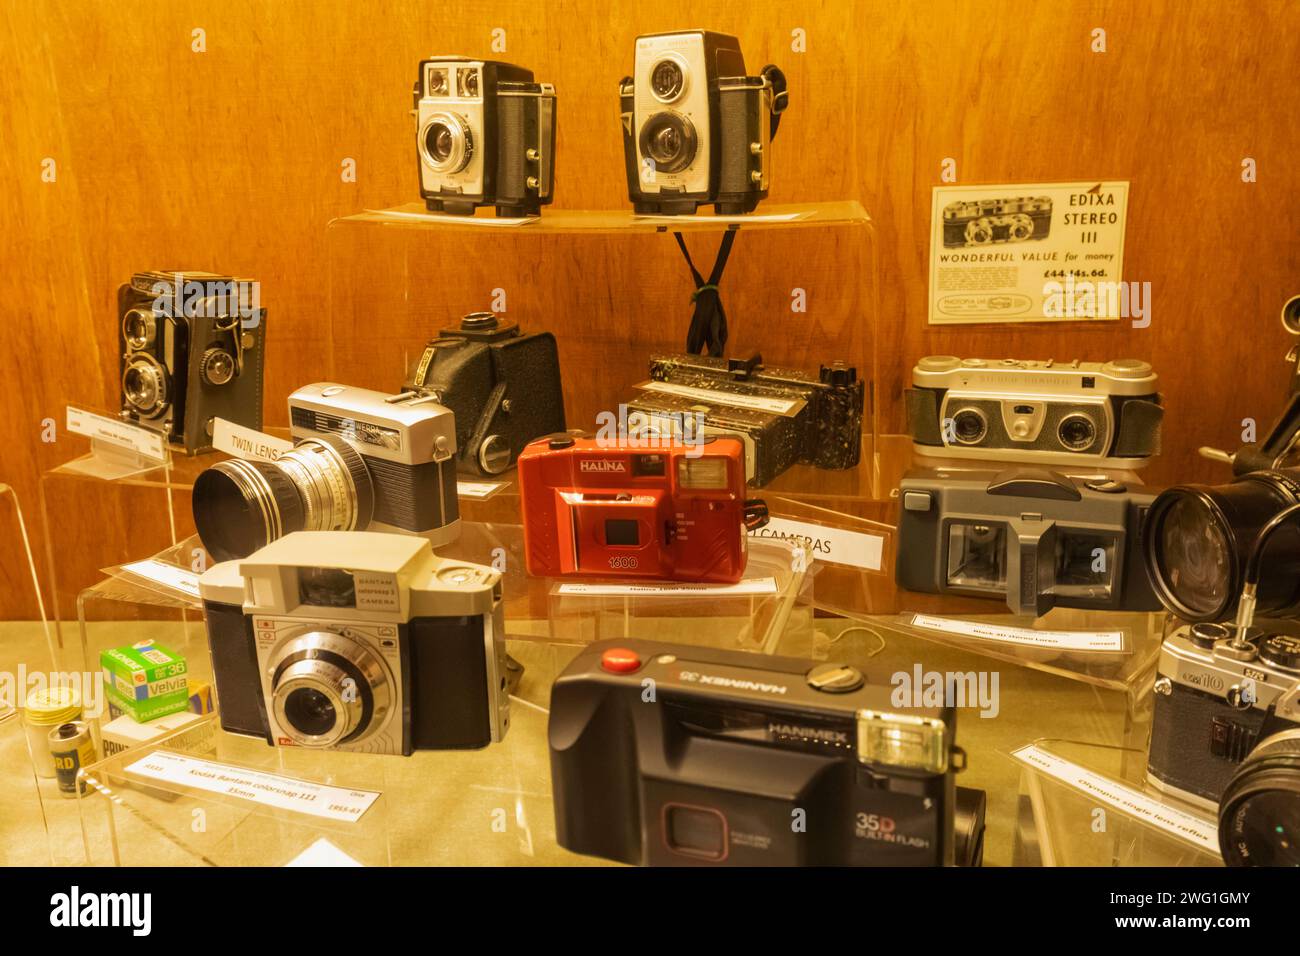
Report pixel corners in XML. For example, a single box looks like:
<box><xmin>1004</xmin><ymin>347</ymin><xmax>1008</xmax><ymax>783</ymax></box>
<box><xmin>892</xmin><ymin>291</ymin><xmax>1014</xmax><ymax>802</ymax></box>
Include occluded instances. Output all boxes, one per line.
<box><xmin>122</xmin><ymin>356</ymin><xmax>167</xmax><ymax>415</ymax></box>
<box><xmin>1144</xmin><ymin>470</ymin><xmax>1300</xmax><ymax>622</ymax></box>
<box><xmin>421</xmin><ymin>113</ymin><xmax>473</xmax><ymax>173</ymax></box>
<box><xmin>122</xmin><ymin>308</ymin><xmax>156</xmax><ymax>350</ymax></box>
<box><xmin>1219</xmin><ymin>730</ymin><xmax>1300</xmax><ymax>867</ymax></box>
<box><xmin>638</xmin><ymin>111</ymin><xmax>697</xmax><ymax>174</ymax></box>
<box><xmin>1057</xmin><ymin>413</ymin><xmax>1098</xmax><ymax>451</ymax></box>
<box><xmin>192</xmin><ymin>435</ymin><xmax>375</xmax><ymax>562</ymax></box>
<box><xmin>951</xmin><ymin>408</ymin><xmax>987</xmax><ymax>445</ymax></box>
<box><xmin>283</xmin><ymin>688</ymin><xmax>336</xmax><ymax>738</ymax></box>
<box><xmin>649</xmin><ymin>58</ymin><xmax>685</xmax><ymax>101</ymax></box>
<box><xmin>457</xmin><ymin>67</ymin><xmax>479</xmax><ymax>98</ymax></box>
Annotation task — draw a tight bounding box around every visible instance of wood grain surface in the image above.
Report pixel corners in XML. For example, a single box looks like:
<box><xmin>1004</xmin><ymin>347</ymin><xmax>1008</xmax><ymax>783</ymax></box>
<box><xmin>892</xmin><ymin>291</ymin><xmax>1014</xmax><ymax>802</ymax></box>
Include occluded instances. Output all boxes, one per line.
<box><xmin>2</xmin><ymin>0</ymin><xmax>1298</xmax><ymax>618</ymax></box>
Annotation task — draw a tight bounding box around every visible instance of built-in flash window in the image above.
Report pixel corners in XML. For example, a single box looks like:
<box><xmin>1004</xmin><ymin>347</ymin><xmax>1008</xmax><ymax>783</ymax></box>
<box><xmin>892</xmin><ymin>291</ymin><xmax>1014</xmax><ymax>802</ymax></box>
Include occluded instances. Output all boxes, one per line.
<box><xmin>677</xmin><ymin>456</ymin><xmax>728</xmax><ymax>490</ymax></box>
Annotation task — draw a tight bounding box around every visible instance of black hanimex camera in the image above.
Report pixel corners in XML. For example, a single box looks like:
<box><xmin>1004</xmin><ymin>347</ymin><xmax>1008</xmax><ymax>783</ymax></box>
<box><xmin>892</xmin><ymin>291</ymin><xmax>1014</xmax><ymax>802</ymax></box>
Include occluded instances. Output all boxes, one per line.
<box><xmin>119</xmin><ymin>270</ymin><xmax>266</xmax><ymax>455</ymax></box>
<box><xmin>549</xmin><ymin>639</ymin><xmax>986</xmax><ymax>867</ymax></box>
<box><xmin>619</xmin><ymin>31</ymin><xmax>788</xmax><ymax>215</ymax></box>
<box><xmin>413</xmin><ymin>57</ymin><xmax>556</xmax><ymax>216</ymax></box>
<box><xmin>400</xmin><ymin>312</ymin><xmax>566</xmax><ymax>476</ymax></box>
<box><xmin>896</xmin><ymin>467</ymin><xmax>1161</xmax><ymax>617</ymax></box>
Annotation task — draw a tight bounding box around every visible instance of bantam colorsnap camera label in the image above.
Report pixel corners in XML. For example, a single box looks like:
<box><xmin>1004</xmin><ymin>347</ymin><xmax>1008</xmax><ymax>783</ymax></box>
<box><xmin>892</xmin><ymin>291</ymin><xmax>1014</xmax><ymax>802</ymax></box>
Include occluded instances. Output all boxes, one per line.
<box><xmin>124</xmin><ymin>751</ymin><xmax>380</xmax><ymax>822</ymax></box>
<box><xmin>1010</xmin><ymin>745</ymin><xmax>1218</xmax><ymax>853</ymax></box>
<box><xmin>928</xmin><ymin>181</ymin><xmax>1131</xmax><ymax>325</ymax></box>
<box><xmin>750</xmin><ymin>517</ymin><xmax>885</xmax><ymax>572</ymax></box>
<box><xmin>66</xmin><ymin>406</ymin><xmax>167</xmax><ymax>460</ymax></box>
<box><xmin>908</xmin><ymin>613</ymin><xmax>1125</xmax><ymax>652</ymax></box>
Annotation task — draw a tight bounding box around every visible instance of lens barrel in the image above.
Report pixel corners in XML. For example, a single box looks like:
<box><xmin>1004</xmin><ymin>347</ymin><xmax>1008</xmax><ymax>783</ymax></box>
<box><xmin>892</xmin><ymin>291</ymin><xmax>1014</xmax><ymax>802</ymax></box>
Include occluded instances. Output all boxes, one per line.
<box><xmin>1219</xmin><ymin>729</ymin><xmax>1300</xmax><ymax>866</ymax></box>
<box><xmin>1143</xmin><ymin>469</ymin><xmax>1300</xmax><ymax>622</ymax></box>
<box><xmin>192</xmin><ymin>434</ymin><xmax>375</xmax><ymax>562</ymax></box>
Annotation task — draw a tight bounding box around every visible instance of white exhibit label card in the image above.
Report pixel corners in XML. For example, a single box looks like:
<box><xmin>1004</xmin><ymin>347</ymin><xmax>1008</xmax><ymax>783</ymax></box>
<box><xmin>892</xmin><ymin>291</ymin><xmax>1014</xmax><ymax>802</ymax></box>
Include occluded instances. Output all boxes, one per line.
<box><xmin>66</xmin><ymin>406</ymin><xmax>166</xmax><ymax>460</ymax></box>
<box><xmin>635</xmin><ymin>380</ymin><xmax>803</xmax><ymax>416</ymax></box>
<box><xmin>285</xmin><ymin>838</ymin><xmax>364</xmax><ymax>867</ymax></box>
<box><xmin>212</xmin><ymin>419</ymin><xmax>292</xmax><ymax>462</ymax></box>
<box><xmin>121</xmin><ymin>560</ymin><xmax>202</xmax><ymax>600</ymax></box>
<box><xmin>928</xmin><ymin>180</ymin><xmax>1131</xmax><ymax>324</ymax></box>
<box><xmin>457</xmin><ymin>480</ymin><xmax>507</xmax><ymax>499</ymax></box>
<box><xmin>908</xmin><ymin>613</ymin><xmax>1125</xmax><ymax>652</ymax></box>
<box><xmin>555</xmin><ymin>577</ymin><xmax>779</xmax><ymax>597</ymax></box>
<box><xmin>750</xmin><ymin>517</ymin><xmax>884</xmax><ymax>572</ymax></box>
<box><xmin>1010</xmin><ymin>745</ymin><xmax>1218</xmax><ymax>853</ymax></box>
<box><xmin>124</xmin><ymin>751</ymin><xmax>380</xmax><ymax>823</ymax></box>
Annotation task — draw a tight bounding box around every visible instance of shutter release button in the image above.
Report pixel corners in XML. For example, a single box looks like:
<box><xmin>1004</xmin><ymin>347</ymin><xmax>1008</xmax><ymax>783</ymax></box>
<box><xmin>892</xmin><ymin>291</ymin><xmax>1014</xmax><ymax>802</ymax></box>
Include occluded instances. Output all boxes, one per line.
<box><xmin>600</xmin><ymin>648</ymin><xmax>642</xmax><ymax>673</ymax></box>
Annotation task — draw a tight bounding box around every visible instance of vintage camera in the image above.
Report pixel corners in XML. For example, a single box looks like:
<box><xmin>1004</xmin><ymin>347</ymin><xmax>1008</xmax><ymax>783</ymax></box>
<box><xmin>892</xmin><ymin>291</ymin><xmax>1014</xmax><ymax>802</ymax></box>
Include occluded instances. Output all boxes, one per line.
<box><xmin>193</xmin><ymin>382</ymin><xmax>460</xmax><ymax>561</ymax></box>
<box><xmin>200</xmin><ymin>531</ymin><xmax>508</xmax><ymax>753</ymax></box>
<box><xmin>1143</xmin><ymin>469</ymin><xmax>1300</xmax><ymax>623</ymax></box>
<box><xmin>119</xmin><ymin>270</ymin><xmax>266</xmax><ymax>455</ymax></box>
<box><xmin>941</xmin><ymin>197</ymin><xmax>1053</xmax><ymax>248</ymax></box>
<box><xmin>549</xmin><ymin>639</ymin><xmax>986</xmax><ymax>866</ymax></box>
<box><xmin>1146</xmin><ymin>620</ymin><xmax>1300</xmax><ymax>811</ymax></box>
<box><xmin>517</xmin><ymin>433</ymin><xmax>769</xmax><ymax>583</ymax></box>
<box><xmin>907</xmin><ymin>356</ymin><xmax>1163</xmax><ymax>470</ymax></box>
<box><xmin>399</xmin><ymin>312</ymin><xmax>566</xmax><ymax>476</ymax></box>
<box><xmin>1218</xmin><ymin>724</ymin><xmax>1300</xmax><ymax>866</ymax></box>
<box><xmin>625</xmin><ymin>353</ymin><xmax>863</xmax><ymax>486</ymax></box>
<box><xmin>413</xmin><ymin>57</ymin><xmax>555</xmax><ymax>217</ymax></box>
<box><xmin>619</xmin><ymin>31</ymin><xmax>788</xmax><ymax>215</ymax></box>
<box><xmin>896</xmin><ymin>467</ymin><xmax>1161</xmax><ymax>616</ymax></box>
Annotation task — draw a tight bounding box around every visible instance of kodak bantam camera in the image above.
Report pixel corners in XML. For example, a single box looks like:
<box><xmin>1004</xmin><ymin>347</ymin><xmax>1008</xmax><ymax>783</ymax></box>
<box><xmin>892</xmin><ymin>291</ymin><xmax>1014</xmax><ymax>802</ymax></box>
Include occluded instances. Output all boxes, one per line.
<box><xmin>400</xmin><ymin>312</ymin><xmax>566</xmax><ymax>476</ymax></box>
<box><xmin>626</xmin><ymin>352</ymin><xmax>864</xmax><ymax>486</ymax></box>
<box><xmin>193</xmin><ymin>382</ymin><xmax>460</xmax><ymax>561</ymax></box>
<box><xmin>414</xmin><ymin>57</ymin><xmax>556</xmax><ymax>216</ymax></box>
<box><xmin>1147</xmin><ymin>620</ymin><xmax>1300</xmax><ymax>810</ymax></box>
<box><xmin>200</xmin><ymin>531</ymin><xmax>509</xmax><ymax>753</ymax></box>
<box><xmin>941</xmin><ymin>197</ymin><xmax>1053</xmax><ymax>248</ymax></box>
<box><xmin>119</xmin><ymin>270</ymin><xmax>266</xmax><ymax>455</ymax></box>
<box><xmin>907</xmin><ymin>356</ymin><xmax>1163</xmax><ymax>470</ymax></box>
<box><xmin>896</xmin><ymin>467</ymin><xmax>1161</xmax><ymax>617</ymax></box>
<box><xmin>517</xmin><ymin>433</ymin><xmax>769</xmax><ymax>583</ymax></box>
<box><xmin>619</xmin><ymin>31</ymin><xmax>788</xmax><ymax>215</ymax></box>
<box><xmin>549</xmin><ymin>639</ymin><xmax>986</xmax><ymax>866</ymax></box>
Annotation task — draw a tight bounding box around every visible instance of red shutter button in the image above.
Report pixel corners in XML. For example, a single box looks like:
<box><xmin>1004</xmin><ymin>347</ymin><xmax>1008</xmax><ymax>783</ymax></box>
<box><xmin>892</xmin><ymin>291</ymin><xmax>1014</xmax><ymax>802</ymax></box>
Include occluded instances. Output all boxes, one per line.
<box><xmin>600</xmin><ymin>647</ymin><xmax>642</xmax><ymax>673</ymax></box>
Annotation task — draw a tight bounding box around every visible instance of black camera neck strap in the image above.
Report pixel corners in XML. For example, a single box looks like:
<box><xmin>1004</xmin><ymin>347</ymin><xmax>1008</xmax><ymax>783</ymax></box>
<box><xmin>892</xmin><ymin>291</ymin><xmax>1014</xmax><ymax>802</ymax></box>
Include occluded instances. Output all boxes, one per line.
<box><xmin>674</xmin><ymin>229</ymin><xmax>738</xmax><ymax>357</ymax></box>
<box><xmin>763</xmin><ymin>64</ymin><xmax>789</xmax><ymax>140</ymax></box>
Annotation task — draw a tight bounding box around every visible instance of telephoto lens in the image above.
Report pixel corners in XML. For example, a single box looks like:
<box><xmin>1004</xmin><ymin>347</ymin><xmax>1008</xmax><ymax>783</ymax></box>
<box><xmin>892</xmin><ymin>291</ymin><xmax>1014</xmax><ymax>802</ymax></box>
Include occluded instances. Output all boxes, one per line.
<box><xmin>1219</xmin><ymin>729</ymin><xmax>1300</xmax><ymax>866</ymax></box>
<box><xmin>192</xmin><ymin>435</ymin><xmax>374</xmax><ymax>561</ymax></box>
<box><xmin>1143</xmin><ymin>469</ymin><xmax>1300</xmax><ymax>622</ymax></box>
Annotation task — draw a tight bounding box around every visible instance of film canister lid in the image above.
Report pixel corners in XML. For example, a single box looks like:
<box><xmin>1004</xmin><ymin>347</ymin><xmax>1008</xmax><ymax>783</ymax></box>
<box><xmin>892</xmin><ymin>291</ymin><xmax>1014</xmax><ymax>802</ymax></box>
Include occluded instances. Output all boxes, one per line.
<box><xmin>806</xmin><ymin>663</ymin><xmax>865</xmax><ymax>693</ymax></box>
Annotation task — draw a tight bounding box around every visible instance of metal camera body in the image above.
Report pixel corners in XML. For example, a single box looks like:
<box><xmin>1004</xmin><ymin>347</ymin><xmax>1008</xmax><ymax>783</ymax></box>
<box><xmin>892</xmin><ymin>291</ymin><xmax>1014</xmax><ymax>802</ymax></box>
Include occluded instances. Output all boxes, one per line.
<box><xmin>402</xmin><ymin>312</ymin><xmax>566</xmax><ymax>477</ymax></box>
<box><xmin>289</xmin><ymin>383</ymin><xmax>461</xmax><ymax>542</ymax></box>
<box><xmin>200</xmin><ymin>531</ymin><xmax>508</xmax><ymax>753</ymax></box>
<box><xmin>1147</xmin><ymin>620</ymin><xmax>1300</xmax><ymax>809</ymax></box>
<box><xmin>549</xmin><ymin>638</ymin><xmax>985</xmax><ymax>867</ymax></box>
<box><xmin>625</xmin><ymin>352</ymin><xmax>863</xmax><ymax>486</ymax></box>
<box><xmin>907</xmin><ymin>356</ymin><xmax>1163</xmax><ymax>470</ymax></box>
<box><xmin>941</xmin><ymin>197</ymin><xmax>1053</xmax><ymax>248</ymax></box>
<box><xmin>119</xmin><ymin>270</ymin><xmax>265</xmax><ymax>455</ymax></box>
<box><xmin>619</xmin><ymin>31</ymin><xmax>785</xmax><ymax>215</ymax></box>
<box><xmin>516</xmin><ymin>433</ymin><xmax>767</xmax><ymax>583</ymax></box>
<box><xmin>414</xmin><ymin>57</ymin><xmax>556</xmax><ymax>217</ymax></box>
<box><xmin>896</xmin><ymin>467</ymin><xmax>1160</xmax><ymax>617</ymax></box>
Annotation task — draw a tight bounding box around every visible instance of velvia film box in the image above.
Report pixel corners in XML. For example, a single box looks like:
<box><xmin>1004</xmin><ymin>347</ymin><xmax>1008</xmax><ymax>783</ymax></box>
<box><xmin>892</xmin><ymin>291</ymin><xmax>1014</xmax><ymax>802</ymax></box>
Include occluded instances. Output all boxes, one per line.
<box><xmin>100</xmin><ymin>641</ymin><xmax>190</xmax><ymax>723</ymax></box>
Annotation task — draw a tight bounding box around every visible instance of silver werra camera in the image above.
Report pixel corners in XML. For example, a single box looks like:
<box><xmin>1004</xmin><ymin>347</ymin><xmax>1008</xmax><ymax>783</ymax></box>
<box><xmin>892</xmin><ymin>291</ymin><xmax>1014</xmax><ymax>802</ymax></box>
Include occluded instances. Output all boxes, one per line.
<box><xmin>193</xmin><ymin>383</ymin><xmax>460</xmax><ymax>561</ymax></box>
<box><xmin>619</xmin><ymin>30</ymin><xmax>788</xmax><ymax>215</ymax></box>
<box><xmin>200</xmin><ymin>531</ymin><xmax>509</xmax><ymax>753</ymax></box>
<box><xmin>414</xmin><ymin>57</ymin><xmax>556</xmax><ymax>216</ymax></box>
<box><xmin>1147</xmin><ymin>620</ymin><xmax>1300</xmax><ymax>810</ymax></box>
<box><xmin>119</xmin><ymin>270</ymin><xmax>266</xmax><ymax>455</ymax></box>
<box><xmin>906</xmin><ymin>356</ymin><xmax>1163</xmax><ymax>469</ymax></box>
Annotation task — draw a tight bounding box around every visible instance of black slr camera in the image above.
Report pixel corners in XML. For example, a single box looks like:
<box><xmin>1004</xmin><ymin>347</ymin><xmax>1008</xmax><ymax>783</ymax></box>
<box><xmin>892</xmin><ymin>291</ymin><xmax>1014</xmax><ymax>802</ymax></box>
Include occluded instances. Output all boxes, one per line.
<box><xmin>896</xmin><ymin>467</ymin><xmax>1161</xmax><ymax>617</ymax></box>
<box><xmin>414</xmin><ymin>57</ymin><xmax>556</xmax><ymax>216</ymax></box>
<box><xmin>119</xmin><ymin>270</ymin><xmax>266</xmax><ymax>455</ymax></box>
<box><xmin>626</xmin><ymin>353</ymin><xmax>863</xmax><ymax>486</ymax></box>
<box><xmin>401</xmin><ymin>312</ymin><xmax>566</xmax><ymax>476</ymax></box>
<box><xmin>549</xmin><ymin>639</ymin><xmax>986</xmax><ymax>866</ymax></box>
<box><xmin>199</xmin><ymin>531</ymin><xmax>509</xmax><ymax>754</ymax></box>
<box><xmin>619</xmin><ymin>31</ymin><xmax>788</xmax><ymax>215</ymax></box>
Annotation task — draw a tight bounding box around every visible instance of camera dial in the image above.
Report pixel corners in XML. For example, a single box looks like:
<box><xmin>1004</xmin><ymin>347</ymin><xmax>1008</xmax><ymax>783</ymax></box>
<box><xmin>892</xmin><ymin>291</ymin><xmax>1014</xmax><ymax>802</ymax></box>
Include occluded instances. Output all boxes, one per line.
<box><xmin>421</xmin><ymin>112</ymin><xmax>474</xmax><ymax>173</ymax></box>
<box><xmin>201</xmin><ymin>347</ymin><xmax>236</xmax><ymax>386</ymax></box>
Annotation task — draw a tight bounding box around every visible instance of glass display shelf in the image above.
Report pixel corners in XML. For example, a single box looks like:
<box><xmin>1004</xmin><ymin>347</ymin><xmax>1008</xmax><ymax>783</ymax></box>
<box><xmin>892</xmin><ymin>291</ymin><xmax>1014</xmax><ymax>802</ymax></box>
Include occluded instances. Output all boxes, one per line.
<box><xmin>1007</xmin><ymin>738</ymin><xmax>1221</xmax><ymax>867</ymax></box>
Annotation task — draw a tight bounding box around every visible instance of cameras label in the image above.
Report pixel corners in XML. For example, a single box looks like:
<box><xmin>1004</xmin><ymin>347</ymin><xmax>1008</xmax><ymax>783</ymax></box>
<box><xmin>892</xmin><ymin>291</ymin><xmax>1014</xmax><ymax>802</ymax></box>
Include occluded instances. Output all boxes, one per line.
<box><xmin>124</xmin><ymin>750</ymin><xmax>381</xmax><ymax>823</ymax></box>
<box><xmin>749</xmin><ymin>517</ymin><xmax>884</xmax><ymax>572</ymax></box>
<box><xmin>908</xmin><ymin>613</ymin><xmax>1125</xmax><ymax>652</ymax></box>
<box><xmin>1010</xmin><ymin>745</ymin><xmax>1219</xmax><ymax>853</ymax></box>
<box><xmin>212</xmin><ymin>418</ymin><xmax>291</xmax><ymax>462</ymax></box>
<box><xmin>66</xmin><ymin>406</ymin><xmax>167</xmax><ymax>461</ymax></box>
<box><xmin>928</xmin><ymin>181</ymin><xmax>1131</xmax><ymax>325</ymax></box>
